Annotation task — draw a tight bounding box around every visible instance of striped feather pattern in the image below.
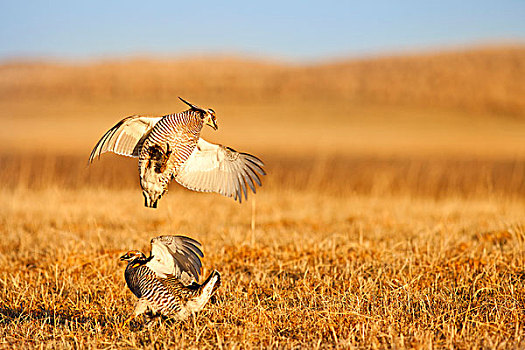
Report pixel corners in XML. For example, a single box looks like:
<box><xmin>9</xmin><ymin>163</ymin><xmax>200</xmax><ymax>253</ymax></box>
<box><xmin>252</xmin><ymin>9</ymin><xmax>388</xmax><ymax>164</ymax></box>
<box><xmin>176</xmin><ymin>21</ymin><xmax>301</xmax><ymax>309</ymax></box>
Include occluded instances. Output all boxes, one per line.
<box><xmin>138</xmin><ymin>110</ymin><xmax>204</xmax><ymax>207</ymax></box>
<box><xmin>89</xmin><ymin>100</ymin><xmax>266</xmax><ymax>207</ymax></box>
<box><xmin>124</xmin><ymin>236</ymin><xmax>220</xmax><ymax>320</ymax></box>
<box><xmin>125</xmin><ymin>264</ymin><xmax>185</xmax><ymax>317</ymax></box>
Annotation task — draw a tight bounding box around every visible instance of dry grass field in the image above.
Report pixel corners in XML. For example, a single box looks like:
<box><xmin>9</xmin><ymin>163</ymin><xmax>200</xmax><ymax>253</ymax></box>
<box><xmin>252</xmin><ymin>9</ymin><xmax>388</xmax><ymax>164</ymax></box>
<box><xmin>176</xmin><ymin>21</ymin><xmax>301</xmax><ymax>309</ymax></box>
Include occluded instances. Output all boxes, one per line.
<box><xmin>1</xmin><ymin>46</ymin><xmax>525</xmax><ymax>348</ymax></box>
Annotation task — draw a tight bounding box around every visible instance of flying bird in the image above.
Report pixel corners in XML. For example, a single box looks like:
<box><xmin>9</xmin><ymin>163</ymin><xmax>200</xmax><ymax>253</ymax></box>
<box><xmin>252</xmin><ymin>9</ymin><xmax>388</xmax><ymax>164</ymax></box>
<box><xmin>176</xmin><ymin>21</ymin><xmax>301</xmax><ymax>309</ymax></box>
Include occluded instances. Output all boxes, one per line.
<box><xmin>120</xmin><ymin>235</ymin><xmax>220</xmax><ymax>324</ymax></box>
<box><xmin>89</xmin><ymin>97</ymin><xmax>265</xmax><ymax>208</ymax></box>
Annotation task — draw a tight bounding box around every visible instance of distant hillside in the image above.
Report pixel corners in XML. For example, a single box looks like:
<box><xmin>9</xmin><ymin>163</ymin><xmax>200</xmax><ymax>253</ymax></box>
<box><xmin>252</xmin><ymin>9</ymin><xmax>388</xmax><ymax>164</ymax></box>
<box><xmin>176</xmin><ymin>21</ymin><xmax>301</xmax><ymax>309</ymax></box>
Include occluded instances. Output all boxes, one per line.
<box><xmin>1</xmin><ymin>46</ymin><xmax>524</xmax><ymax>116</ymax></box>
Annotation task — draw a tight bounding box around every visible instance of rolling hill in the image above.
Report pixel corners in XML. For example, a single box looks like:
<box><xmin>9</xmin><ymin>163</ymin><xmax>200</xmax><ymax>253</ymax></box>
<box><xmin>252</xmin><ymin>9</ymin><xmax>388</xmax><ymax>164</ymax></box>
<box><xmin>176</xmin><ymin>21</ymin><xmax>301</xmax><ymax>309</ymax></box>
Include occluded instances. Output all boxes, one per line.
<box><xmin>1</xmin><ymin>46</ymin><xmax>524</xmax><ymax>117</ymax></box>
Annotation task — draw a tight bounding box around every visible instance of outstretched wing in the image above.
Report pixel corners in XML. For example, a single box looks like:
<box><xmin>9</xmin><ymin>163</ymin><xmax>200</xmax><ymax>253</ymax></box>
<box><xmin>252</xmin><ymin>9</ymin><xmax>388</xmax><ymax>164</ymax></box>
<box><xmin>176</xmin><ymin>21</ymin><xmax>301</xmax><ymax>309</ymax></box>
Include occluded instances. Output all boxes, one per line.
<box><xmin>175</xmin><ymin>138</ymin><xmax>266</xmax><ymax>203</ymax></box>
<box><xmin>88</xmin><ymin>115</ymin><xmax>162</xmax><ymax>163</ymax></box>
<box><xmin>146</xmin><ymin>235</ymin><xmax>204</xmax><ymax>282</ymax></box>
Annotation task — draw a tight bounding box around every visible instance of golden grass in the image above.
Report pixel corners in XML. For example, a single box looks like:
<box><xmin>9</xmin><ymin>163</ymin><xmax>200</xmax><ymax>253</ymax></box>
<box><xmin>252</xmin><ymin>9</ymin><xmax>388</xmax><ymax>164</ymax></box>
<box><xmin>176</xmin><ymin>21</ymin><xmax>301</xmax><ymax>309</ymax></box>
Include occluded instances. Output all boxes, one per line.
<box><xmin>1</xmin><ymin>154</ymin><xmax>525</xmax><ymax>199</ymax></box>
<box><xmin>1</xmin><ymin>185</ymin><xmax>524</xmax><ymax>348</ymax></box>
<box><xmin>1</xmin><ymin>46</ymin><xmax>525</xmax><ymax>348</ymax></box>
<box><xmin>1</xmin><ymin>145</ymin><xmax>525</xmax><ymax>348</ymax></box>
<box><xmin>1</xmin><ymin>147</ymin><xmax>525</xmax><ymax>349</ymax></box>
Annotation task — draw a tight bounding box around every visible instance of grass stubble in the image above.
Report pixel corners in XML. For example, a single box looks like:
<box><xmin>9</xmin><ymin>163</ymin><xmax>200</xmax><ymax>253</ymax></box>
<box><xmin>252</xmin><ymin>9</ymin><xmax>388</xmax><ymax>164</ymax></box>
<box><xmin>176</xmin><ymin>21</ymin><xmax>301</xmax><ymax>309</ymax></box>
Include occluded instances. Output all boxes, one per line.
<box><xmin>0</xmin><ymin>156</ymin><xmax>524</xmax><ymax>349</ymax></box>
<box><xmin>1</xmin><ymin>46</ymin><xmax>525</xmax><ymax>348</ymax></box>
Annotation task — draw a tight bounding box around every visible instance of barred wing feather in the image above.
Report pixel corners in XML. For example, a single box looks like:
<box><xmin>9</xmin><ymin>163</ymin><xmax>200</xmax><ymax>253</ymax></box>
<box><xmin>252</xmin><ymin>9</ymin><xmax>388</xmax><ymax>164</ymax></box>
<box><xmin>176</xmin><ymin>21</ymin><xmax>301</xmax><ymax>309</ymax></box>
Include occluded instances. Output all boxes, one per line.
<box><xmin>146</xmin><ymin>235</ymin><xmax>204</xmax><ymax>281</ymax></box>
<box><xmin>175</xmin><ymin>138</ymin><xmax>266</xmax><ymax>203</ymax></box>
<box><xmin>88</xmin><ymin>115</ymin><xmax>162</xmax><ymax>162</ymax></box>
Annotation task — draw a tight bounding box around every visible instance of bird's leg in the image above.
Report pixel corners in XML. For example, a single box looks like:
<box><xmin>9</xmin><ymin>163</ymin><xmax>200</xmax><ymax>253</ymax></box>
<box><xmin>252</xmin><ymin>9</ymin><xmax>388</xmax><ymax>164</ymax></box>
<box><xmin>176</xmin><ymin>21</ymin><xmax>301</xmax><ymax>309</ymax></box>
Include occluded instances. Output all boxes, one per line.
<box><xmin>144</xmin><ymin>315</ymin><xmax>161</xmax><ymax>328</ymax></box>
<box><xmin>123</xmin><ymin>297</ymin><xmax>150</xmax><ymax>327</ymax></box>
<box><xmin>144</xmin><ymin>317</ymin><xmax>154</xmax><ymax>328</ymax></box>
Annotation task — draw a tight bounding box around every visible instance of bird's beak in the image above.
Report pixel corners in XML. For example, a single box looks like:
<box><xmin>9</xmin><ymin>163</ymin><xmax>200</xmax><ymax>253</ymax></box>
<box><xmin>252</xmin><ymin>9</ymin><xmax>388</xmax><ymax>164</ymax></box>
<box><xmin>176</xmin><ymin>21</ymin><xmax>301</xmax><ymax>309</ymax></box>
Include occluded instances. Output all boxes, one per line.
<box><xmin>119</xmin><ymin>254</ymin><xmax>128</xmax><ymax>261</ymax></box>
<box><xmin>206</xmin><ymin>118</ymin><xmax>218</xmax><ymax>130</ymax></box>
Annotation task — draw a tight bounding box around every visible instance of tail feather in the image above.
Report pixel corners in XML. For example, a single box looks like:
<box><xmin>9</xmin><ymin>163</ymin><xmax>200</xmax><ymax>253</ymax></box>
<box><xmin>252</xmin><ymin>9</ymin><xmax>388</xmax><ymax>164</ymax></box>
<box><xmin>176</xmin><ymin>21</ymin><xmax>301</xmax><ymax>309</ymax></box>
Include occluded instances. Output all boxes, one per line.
<box><xmin>185</xmin><ymin>270</ymin><xmax>221</xmax><ymax>313</ymax></box>
<box><xmin>205</xmin><ymin>270</ymin><xmax>221</xmax><ymax>294</ymax></box>
<box><xmin>199</xmin><ymin>270</ymin><xmax>221</xmax><ymax>297</ymax></box>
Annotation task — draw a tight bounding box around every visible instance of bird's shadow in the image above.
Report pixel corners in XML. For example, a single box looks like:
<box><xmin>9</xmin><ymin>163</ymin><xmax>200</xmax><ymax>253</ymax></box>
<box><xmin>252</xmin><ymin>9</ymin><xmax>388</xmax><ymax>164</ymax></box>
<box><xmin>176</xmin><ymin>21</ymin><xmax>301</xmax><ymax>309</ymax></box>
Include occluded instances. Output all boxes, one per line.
<box><xmin>1</xmin><ymin>294</ymin><xmax>222</xmax><ymax>330</ymax></box>
<box><xmin>0</xmin><ymin>307</ymin><xmax>115</xmax><ymax>327</ymax></box>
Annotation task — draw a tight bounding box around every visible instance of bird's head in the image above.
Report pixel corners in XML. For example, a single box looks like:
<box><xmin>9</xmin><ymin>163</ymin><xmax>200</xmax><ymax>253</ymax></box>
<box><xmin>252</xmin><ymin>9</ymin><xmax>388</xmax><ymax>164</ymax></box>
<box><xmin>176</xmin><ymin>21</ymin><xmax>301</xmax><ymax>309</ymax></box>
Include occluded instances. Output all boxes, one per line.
<box><xmin>120</xmin><ymin>250</ymin><xmax>146</xmax><ymax>262</ymax></box>
<box><xmin>178</xmin><ymin>96</ymin><xmax>218</xmax><ymax>130</ymax></box>
<box><xmin>203</xmin><ymin>108</ymin><xmax>218</xmax><ymax>131</ymax></box>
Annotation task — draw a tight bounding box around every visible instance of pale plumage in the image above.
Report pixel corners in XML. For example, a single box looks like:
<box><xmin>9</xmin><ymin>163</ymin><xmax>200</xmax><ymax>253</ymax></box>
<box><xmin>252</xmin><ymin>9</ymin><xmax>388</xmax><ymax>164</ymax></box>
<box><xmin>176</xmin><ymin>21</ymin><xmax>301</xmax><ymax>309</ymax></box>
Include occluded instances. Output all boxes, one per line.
<box><xmin>89</xmin><ymin>97</ymin><xmax>265</xmax><ymax>208</ymax></box>
<box><xmin>120</xmin><ymin>235</ymin><xmax>221</xmax><ymax>323</ymax></box>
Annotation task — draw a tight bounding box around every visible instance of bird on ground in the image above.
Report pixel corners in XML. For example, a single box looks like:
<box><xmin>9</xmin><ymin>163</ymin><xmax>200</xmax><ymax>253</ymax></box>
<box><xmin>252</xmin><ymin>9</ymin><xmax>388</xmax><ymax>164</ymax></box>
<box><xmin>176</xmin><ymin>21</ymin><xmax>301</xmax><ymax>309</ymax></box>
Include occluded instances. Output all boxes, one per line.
<box><xmin>120</xmin><ymin>235</ymin><xmax>220</xmax><ymax>324</ymax></box>
<box><xmin>89</xmin><ymin>97</ymin><xmax>266</xmax><ymax>208</ymax></box>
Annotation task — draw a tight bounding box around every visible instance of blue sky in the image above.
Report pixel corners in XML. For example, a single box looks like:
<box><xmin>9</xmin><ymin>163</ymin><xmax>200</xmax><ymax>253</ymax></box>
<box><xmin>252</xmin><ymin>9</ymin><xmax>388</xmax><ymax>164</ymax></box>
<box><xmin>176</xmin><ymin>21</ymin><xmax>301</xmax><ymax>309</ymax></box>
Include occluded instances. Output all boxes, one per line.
<box><xmin>1</xmin><ymin>1</ymin><xmax>524</xmax><ymax>62</ymax></box>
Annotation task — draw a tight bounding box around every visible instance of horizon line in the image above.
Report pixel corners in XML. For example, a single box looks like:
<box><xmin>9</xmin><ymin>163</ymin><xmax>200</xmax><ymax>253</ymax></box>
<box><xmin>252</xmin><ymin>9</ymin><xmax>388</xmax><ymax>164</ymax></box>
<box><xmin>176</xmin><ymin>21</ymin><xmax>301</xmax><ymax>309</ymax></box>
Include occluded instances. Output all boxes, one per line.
<box><xmin>1</xmin><ymin>41</ymin><xmax>524</xmax><ymax>66</ymax></box>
